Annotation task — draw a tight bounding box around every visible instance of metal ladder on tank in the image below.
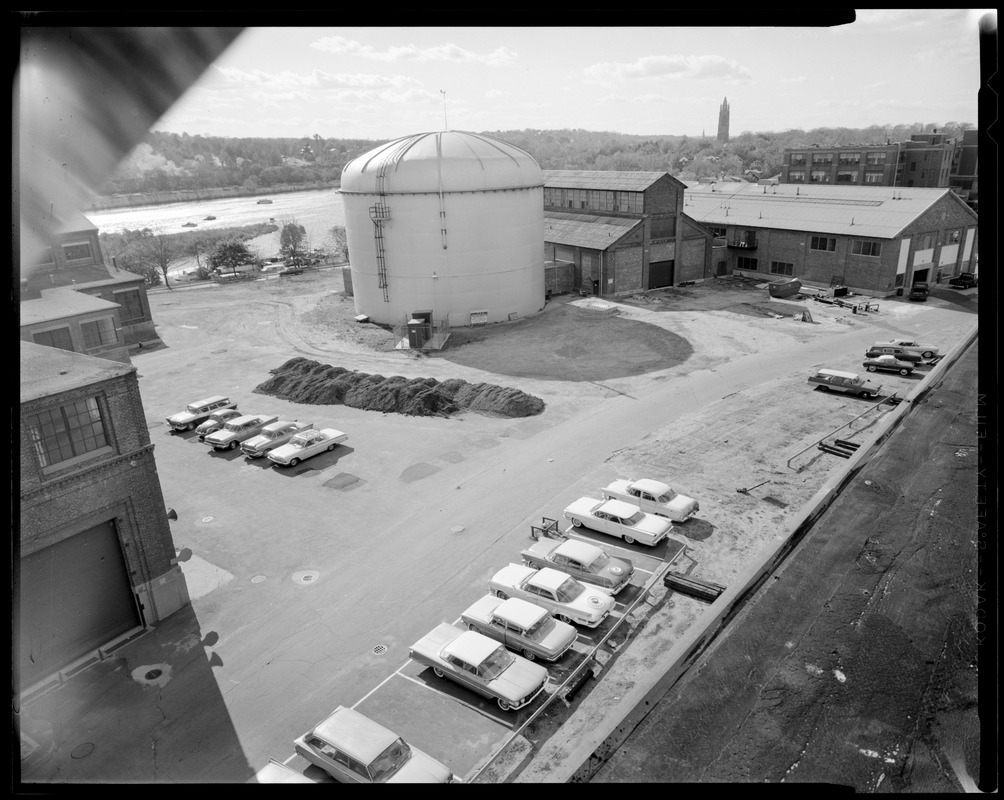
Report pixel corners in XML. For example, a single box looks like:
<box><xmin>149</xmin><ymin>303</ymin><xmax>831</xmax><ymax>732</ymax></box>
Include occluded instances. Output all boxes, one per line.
<box><xmin>369</xmin><ymin>165</ymin><xmax>392</xmax><ymax>302</ymax></box>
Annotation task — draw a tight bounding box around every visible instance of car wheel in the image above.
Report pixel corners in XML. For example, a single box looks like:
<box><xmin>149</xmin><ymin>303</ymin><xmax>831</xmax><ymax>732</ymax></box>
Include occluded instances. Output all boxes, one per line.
<box><xmin>899</xmin><ymin>368</ymin><xmax>910</xmax><ymax>376</ymax></box>
<box><xmin>326</xmin><ymin>443</ymin><xmax>334</xmax><ymax>451</ymax></box>
<box><xmin>922</xmin><ymin>351</ymin><xmax>935</xmax><ymax>359</ymax></box>
<box><xmin>623</xmin><ymin>535</ymin><xmax>635</xmax><ymax>545</ymax></box>
<box><xmin>433</xmin><ymin>667</ymin><xmax>444</xmax><ymax>678</ymax></box>
<box><xmin>522</xmin><ymin>649</ymin><xmax>536</xmax><ymax>661</ymax></box>
<box><xmin>558</xmin><ymin>614</ymin><xmax>573</xmax><ymax>624</ymax></box>
<box><xmin>187</xmin><ymin>422</ymin><xmax>195</xmax><ymax>431</ymax></box>
<box><xmin>866</xmin><ymin>366</ymin><xmax>877</xmax><ymax>372</ymax></box>
<box><xmin>571</xmin><ymin>518</ymin><xmax>582</xmax><ymax>528</ymax></box>
<box><xmin>228</xmin><ymin>440</ymin><xmax>237</xmax><ymax>450</ymax></box>
<box><xmin>290</xmin><ymin>457</ymin><xmax>300</xmax><ymax>467</ymax></box>
<box><xmin>863</xmin><ymin>392</ymin><xmax>875</xmax><ymax>400</ymax></box>
<box><xmin>818</xmin><ymin>385</ymin><xmax>829</xmax><ymax>391</ymax></box>
<box><xmin>498</xmin><ymin>698</ymin><xmax>512</xmax><ymax>712</ymax></box>
<box><xmin>494</xmin><ymin>590</ymin><xmax>509</xmax><ymax>600</ymax></box>
<box><xmin>468</xmin><ymin>623</ymin><xmax>479</xmax><ymax>632</ymax></box>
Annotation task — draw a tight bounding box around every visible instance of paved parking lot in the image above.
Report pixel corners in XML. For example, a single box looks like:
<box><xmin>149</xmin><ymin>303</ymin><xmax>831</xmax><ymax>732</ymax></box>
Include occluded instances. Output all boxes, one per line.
<box><xmin>18</xmin><ymin>274</ymin><xmax>978</xmax><ymax>784</ymax></box>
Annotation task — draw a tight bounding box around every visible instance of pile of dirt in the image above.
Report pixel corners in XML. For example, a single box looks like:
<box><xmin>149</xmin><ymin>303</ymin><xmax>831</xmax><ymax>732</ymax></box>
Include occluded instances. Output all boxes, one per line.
<box><xmin>254</xmin><ymin>357</ymin><xmax>545</xmax><ymax>418</ymax></box>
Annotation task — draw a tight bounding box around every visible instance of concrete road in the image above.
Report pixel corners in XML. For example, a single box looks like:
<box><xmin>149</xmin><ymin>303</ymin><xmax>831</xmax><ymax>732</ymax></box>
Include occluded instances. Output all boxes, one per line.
<box><xmin>588</xmin><ymin>340</ymin><xmax>989</xmax><ymax>791</ymax></box>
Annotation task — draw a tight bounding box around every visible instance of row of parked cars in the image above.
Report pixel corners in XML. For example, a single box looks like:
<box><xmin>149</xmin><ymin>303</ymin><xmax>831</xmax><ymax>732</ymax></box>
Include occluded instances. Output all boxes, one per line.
<box><xmin>166</xmin><ymin>395</ymin><xmax>348</xmax><ymax>466</ymax></box>
<box><xmin>808</xmin><ymin>339</ymin><xmax>942</xmax><ymax>398</ymax></box>
<box><xmin>273</xmin><ymin>474</ymin><xmax>701</xmax><ymax>783</ymax></box>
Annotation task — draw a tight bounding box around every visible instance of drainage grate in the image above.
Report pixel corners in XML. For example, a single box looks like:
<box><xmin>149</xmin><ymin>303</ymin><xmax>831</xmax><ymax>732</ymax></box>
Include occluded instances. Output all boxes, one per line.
<box><xmin>373</xmin><ymin>644</ymin><xmax>388</xmax><ymax>655</ymax></box>
<box><xmin>144</xmin><ymin>669</ymin><xmax>163</xmax><ymax>681</ymax></box>
<box><xmin>70</xmin><ymin>742</ymin><xmax>95</xmax><ymax>760</ymax></box>
<box><xmin>251</xmin><ymin>575</ymin><xmax>267</xmax><ymax>584</ymax></box>
<box><xmin>292</xmin><ymin>570</ymin><xmax>320</xmax><ymax>585</ymax></box>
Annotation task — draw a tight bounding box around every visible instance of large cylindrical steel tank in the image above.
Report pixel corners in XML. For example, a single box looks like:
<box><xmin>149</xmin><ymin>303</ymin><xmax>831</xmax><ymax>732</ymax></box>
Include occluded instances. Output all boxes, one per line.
<box><xmin>340</xmin><ymin>131</ymin><xmax>545</xmax><ymax>327</ymax></box>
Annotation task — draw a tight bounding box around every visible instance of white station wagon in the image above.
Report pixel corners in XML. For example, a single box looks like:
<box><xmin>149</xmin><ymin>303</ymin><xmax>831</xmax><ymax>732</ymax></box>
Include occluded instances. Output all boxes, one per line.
<box><xmin>489</xmin><ymin>564</ymin><xmax>615</xmax><ymax>628</ymax></box>
<box><xmin>563</xmin><ymin>497</ymin><xmax>673</xmax><ymax>546</ymax></box>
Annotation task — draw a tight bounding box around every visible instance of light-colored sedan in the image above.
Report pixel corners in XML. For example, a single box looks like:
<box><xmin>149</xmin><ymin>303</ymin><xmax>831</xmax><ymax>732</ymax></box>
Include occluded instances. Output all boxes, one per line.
<box><xmin>564</xmin><ymin>497</ymin><xmax>673</xmax><ymax>546</ymax></box>
<box><xmin>489</xmin><ymin>564</ymin><xmax>615</xmax><ymax>628</ymax></box>
<box><xmin>863</xmin><ymin>354</ymin><xmax>916</xmax><ymax>376</ymax></box>
<box><xmin>409</xmin><ymin>623</ymin><xmax>549</xmax><ymax>711</ymax></box>
<box><xmin>461</xmin><ymin>595</ymin><xmax>578</xmax><ymax>661</ymax></box>
<box><xmin>601</xmin><ymin>478</ymin><xmax>700</xmax><ymax>522</ymax></box>
<box><xmin>873</xmin><ymin>339</ymin><xmax>940</xmax><ymax>359</ymax></box>
<box><xmin>520</xmin><ymin>538</ymin><xmax>634</xmax><ymax>595</ymax></box>
<box><xmin>241</xmin><ymin>420</ymin><xmax>313</xmax><ymax>458</ymax></box>
<box><xmin>267</xmin><ymin>428</ymin><xmax>348</xmax><ymax>467</ymax></box>
<box><xmin>293</xmin><ymin>705</ymin><xmax>453</xmax><ymax>783</ymax></box>
<box><xmin>195</xmin><ymin>407</ymin><xmax>243</xmax><ymax>440</ymax></box>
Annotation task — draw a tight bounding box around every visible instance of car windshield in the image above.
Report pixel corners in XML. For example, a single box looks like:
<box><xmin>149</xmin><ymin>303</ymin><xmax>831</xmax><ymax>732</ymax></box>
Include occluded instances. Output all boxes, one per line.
<box><xmin>525</xmin><ymin>616</ymin><xmax>553</xmax><ymax>640</ymax></box>
<box><xmin>368</xmin><ymin>738</ymin><xmax>411</xmax><ymax>782</ymax></box>
<box><xmin>480</xmin><ymin>646</ymin><xmax>515</xmax><ymax>680</ymax></box>
<box><xmin>656</xmin><ymin>490</ymin><xmax>678</xmax><ymax>502</ymax></box>
<box><xmin>555</xmin><ymin>577</ymin><xmax>585</xmax><ymax>603</ymax></box>
<box><xmin>223</xmin><ymin>422</ymin><xmax>242</xmax><ymax>432</ymax></box>
<box><xmin>262</xmin><ymin>429</ymin><xmax>283</xmax><ymax>440</ymax></box>
<box><xmin>289</xmin><ymin>436</ymin><xmax>311</xmax><ymax>448</ymax></box>
<box><xmin>588</xmin><ymin>552</ymin><xmax>610</xmax><ymax>571</ymax></box>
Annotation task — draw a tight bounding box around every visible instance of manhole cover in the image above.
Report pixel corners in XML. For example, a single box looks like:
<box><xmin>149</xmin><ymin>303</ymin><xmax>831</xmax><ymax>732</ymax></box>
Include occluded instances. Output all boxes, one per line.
<box><xmin>201</xmin><ymin>516</ymin><xmax>214</xmax><ymax>523</ymax></box>
<box><xmin>70</xmin><ymin>742</ymin><xmax>95</xmax><ymax>760</ymax></box>
<box><xmin>292</xmin><ymin>570</ymin><xmax>320</xmax><ymax>585</ymax></box>
<box><xmin>144</xmin><ymin>669</ymin><xmax>163</xmax><ymax>680</ymax></box>
<box><xmin>450</xmin><ymin>525</ymin><xmax>465</xmax><ymax>534</ymax></box>
<box><xmin>251</xmin><ymin>575</ymin><xmax>267</xmax><ymax>584</ymax></box>
<box><xmin>373</xmin><ymin>644</ymin><xmax>388</xmax><ymax>655</ymax></box>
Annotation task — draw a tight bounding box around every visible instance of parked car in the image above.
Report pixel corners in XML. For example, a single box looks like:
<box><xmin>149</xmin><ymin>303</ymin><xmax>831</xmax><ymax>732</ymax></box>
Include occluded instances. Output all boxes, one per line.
<box><xmin>166</xmin><ymin>395</ymin><xmax>237</xmax><ymax>432</ymax></box>
<box><xmin>563</xmin><ymin>497</ymin><xmax>673</xmax><ymax>546</ymax></box>
<box><xmin>204</xmin><ymin>414</ymin><xmax>279</xmax><ymax>451</ymax></box>
<box><xmin>519</xmin><ymin>538</ymin><xmax>634</xmax><ymax>595</ymax></box>
<box><xmin>863</xmin><ymin>345</ymin><xmax>923</xmax><ymax>364</ymax></box>
<box><xmin>948</xmin><ymin>272</ymin><xmax>978</xmax><ymax>289</ymax></box>
<box><xmin>409</xmin><ymin>623</ymin><xmax>549</xmax><ymax>712</ymax></box>
<box><xmin>489</xmin><ymin>564</ymin><xmax>616</xmax><ymax>628</ymax></box>
<box><xmin>863</xmin><ymin>354</ymin><xmax>916</xmax><ymax>376</ymax></box>
<box><xmin>251</xmin><ymin>759</ymin><xmax>317</xmax><ymax>784</ymax></box>
<box><xmin>241</xmin><ymin>420</ymin><xmax>313</xmax><ymax>458</ymax></box>
<box><xmin>460</xmin><ymin>595</ymin><xmax>578</xmax><ymax>662</ymax></box>
<box><xmin>872</xmin><ymin>340</ymin><xmax>940</xmax><ymax>359</ymax></box>
<box><xmin>195</xmin><ymin>407</ymin><xmax>243</xmax><ymax>440</ymax></box>
<box><xmin>279</xmin><ymin>265</ymin><xmax>304</xmax><ymax>276</ymax></box>
<box><xmin>908</xmin><ymin>282</ymin><xmax>930</xmax><ymax>301</ymax></box>
<box><xmin>267</xmin><ymin>427</ymin><xmax>348</xmax><ymax>467</ymax></box>
<box><xmin>293</xmin><ymin>706</ymin><xmax>453</xmax><ymax>783</ymax></box>
<box><xmin>601</xmin><ymin>478</ymin><xmax>700</xmax><ymax>522</ymax></box>
<box><xmin>807</xmin><ymin>369</ymin><xmax>882</xmax><ymax>399</ymax></box>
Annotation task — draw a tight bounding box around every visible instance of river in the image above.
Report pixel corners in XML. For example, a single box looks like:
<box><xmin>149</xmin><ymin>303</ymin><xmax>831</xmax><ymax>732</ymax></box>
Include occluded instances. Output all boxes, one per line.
<box><xmin>85</xmin><ymin>188</ymin><xmax>346</xmax><ymax>277</ymax></box>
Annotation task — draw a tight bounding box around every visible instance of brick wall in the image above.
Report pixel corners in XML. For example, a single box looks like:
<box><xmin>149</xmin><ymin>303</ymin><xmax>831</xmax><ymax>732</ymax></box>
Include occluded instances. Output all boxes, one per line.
<box><xmin>20</xmin><ymin>370</ymin><xmax>180</xmax><ymax>623</ymax></box>
<box><xmin>611</xmin><ymin>245</ymin><xmax>644</xmax><ymax>295</ymax></box>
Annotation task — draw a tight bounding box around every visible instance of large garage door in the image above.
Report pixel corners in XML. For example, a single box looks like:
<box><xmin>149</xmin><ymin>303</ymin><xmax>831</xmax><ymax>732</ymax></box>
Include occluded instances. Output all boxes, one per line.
<box><xmin>19</xmin><ymin>520</ymin><xmax>140</xmax><ymax>687</ymax></box>
<box><xmin>649</xmin><ymin>259</ymin><xmax>675</xmax><ymax>288</ymax></box>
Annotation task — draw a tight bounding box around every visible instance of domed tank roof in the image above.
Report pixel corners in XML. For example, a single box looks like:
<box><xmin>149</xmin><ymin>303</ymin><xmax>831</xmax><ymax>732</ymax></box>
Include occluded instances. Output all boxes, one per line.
<box><xmin>341</xmin><ymin>131</ymin><xmax>543</xmax><ymax>194</ymax></box>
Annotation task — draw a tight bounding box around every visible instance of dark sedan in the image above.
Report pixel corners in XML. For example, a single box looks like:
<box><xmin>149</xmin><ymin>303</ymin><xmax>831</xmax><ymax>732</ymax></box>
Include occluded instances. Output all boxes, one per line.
<box><xmin>863</xmin><ymin>354</ymin><xmax>916</xmax><ymax>376</ymax></box>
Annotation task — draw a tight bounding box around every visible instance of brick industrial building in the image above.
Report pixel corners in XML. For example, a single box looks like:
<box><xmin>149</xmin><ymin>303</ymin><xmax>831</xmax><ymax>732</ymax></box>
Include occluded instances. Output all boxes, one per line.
<box><xmin>18</xmin><ymin>342</ymin><xmax>188</xmax><ymax>699</ymax></box>
<box><xmin>684</xmin><ymin>181</ymin><xmax>978</xmax><ymax>295</ymax></box>
<box><xmin>543</xmin><ymin>170</ymin><xmax>713</xmax><ymax>297</ymax></box>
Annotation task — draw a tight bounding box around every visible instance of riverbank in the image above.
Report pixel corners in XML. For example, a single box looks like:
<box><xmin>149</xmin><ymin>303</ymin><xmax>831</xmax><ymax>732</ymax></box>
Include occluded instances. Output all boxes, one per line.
<box><xmin>86</xmin><ymin>182</ymin><xmax>340</xmax><ymax>212</ymax></box>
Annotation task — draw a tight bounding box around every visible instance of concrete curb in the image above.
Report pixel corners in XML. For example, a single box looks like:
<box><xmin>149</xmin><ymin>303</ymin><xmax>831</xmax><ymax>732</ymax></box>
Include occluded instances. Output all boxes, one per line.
<box><xmin>512</xmin><ymin>324</ymin><xmax>979</xmax><ymax>783</ymax></box>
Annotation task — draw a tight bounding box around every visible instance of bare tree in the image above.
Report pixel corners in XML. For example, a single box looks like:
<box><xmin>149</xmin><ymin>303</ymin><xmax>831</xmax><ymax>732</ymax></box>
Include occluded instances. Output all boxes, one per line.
<box><xmin>141</xmin><ymin>231</ymin><xmax>186</xmax><ymax>289</ymax></box>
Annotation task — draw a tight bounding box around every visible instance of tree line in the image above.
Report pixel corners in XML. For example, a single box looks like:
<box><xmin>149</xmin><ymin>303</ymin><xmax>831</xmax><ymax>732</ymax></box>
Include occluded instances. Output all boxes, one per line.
<box><xmin>101</xmin><ymin>121</ymin><xmax>975</xmax><ymax>197</ymax></box>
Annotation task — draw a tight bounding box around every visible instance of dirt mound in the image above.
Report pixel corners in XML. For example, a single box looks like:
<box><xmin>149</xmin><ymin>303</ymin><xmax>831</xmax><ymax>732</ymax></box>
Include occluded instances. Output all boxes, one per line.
<box><xmin>254</xmin><ymin>358</ymin><xmax>544</xmax><ymax>418</ymax></box>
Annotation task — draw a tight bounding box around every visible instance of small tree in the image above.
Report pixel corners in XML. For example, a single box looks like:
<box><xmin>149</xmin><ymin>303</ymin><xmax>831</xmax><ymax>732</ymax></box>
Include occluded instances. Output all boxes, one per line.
<box><xmin>329</xmin><ymin>225</ymin><xmax>349</xmax><ymax>263</ymax></box>
<box><xmin>279</xmin><ymin>220</ymin><xmax>308</xmax><ymax>264</ymax></box>
<box><xmin>140</xmin><ymin>231</ymin><xmax>186</xmax><ymax>289</ymax></box>
<box><xmin>207</xmin><ymin>240</ymin><xmax>256</xmax><ymax>276</ymax></box>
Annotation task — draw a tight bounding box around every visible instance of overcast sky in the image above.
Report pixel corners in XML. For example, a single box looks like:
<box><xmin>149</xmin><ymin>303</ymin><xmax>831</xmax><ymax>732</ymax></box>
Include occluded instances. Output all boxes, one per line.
<box><xmin>153</xmin><ymin>12</ymin><xmax>992</xmax><ymax>142</ymax></box>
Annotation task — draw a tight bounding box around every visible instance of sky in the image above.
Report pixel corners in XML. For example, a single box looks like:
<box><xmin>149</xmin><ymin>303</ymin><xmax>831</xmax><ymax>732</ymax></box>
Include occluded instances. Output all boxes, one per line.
<box><xmin>150</xmin><ymin>11</ymin><xmax>994</xmax><ymax>142</ymax></box>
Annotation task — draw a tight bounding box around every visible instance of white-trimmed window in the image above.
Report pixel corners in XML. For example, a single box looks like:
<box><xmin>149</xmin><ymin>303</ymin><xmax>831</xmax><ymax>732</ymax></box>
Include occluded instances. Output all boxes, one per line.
<box><xmin>770</xmin><ymin>261</ymin><xmax>794</xmax><ymax>276</ymax></box>
<box><xmin>810</xmin><ymin>170</ymin><xmax>830</xmax><ymax>184</ymax></box>
<box><xmin>788</xmin><ymin>170</ymin><xmax>806</xmax><ymax>182</ymax></box>
<box><xmin>62</xmin><ymin>241</ymin><xmax>94</xmax><ymax>263</ymax></box>
<box><xmin>865</xmin><ymin>152</ymin><xmax>887</xmax><ymax>166</ymax></box>
<box><xmin>32</xmin><ymin>326</ymin><xmax>74</xmax><ymax>352</ymax></box>
<box><xmin>810</xmin><ymin>236</ymin><xmax>836</xmax><ymax>252</ymax></box>
<box><xmin>864</xmin><ymin>172</ymin><xmax>884</xmax><ymax>184</ymax></box>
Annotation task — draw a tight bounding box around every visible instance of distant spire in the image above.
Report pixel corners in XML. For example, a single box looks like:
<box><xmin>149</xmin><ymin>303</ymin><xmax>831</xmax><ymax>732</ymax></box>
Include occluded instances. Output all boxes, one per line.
<box><xmin>717</xmin><ymin>97</ymin><xmax>730</xmax><ymax>144</ymax></box>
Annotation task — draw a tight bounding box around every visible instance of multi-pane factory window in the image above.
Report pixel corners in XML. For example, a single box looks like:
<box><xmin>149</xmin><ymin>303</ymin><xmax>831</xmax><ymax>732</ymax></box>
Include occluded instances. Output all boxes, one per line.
<box><xmin>114</xmin><ymin>289</ymin><xmax>145</xmax><ymax>323</ymax></box>
<box><xmin>737</xmin><ymin>256</ymin><xmax>758</xmax><ymax>271</ymax></box>
<box><xmin>62</xmin><ymin>241</ymin><xmax>94</xmax><ymax>263</ymax></box>
<box><xmin>770</xmin><ymin>261</ymin><xmax>794</xmax><ymax>276</ymax></box>
<box><xmin>865</xmin><ymin>152</ymin><xmax>887</xmax><ymax>165</ymax></box>
<box><xmin>838</xmin><ymin>153</ymin><xmax>861</xmax><ymax>165</ymax></box>
<box><xmin>81</xmin><ymin>317</ymin><xmax>119</xmax><ymax>349</ymax></box>
<box><xmin>836</xmin><ymin>170</ymin><xmax>858</xmax><ymax>184</ymax></box>
<box><xmin>789</xmin><ymin>153</ymin><xmax>807</xmax><ymax>166</ymax></box>
<box><xmin>788</xmin><ymin>170</ymin><xmax>806</xmax><ymax>182</ymax></box>
<box><xmin>810</xmin><ymin>236</ymin><xmax>836</xmax><ymax>252</ymax></box>
<box><xmin>32</xmin><ymin>326</ymin><xmax>74</xmax><ymax>352</ymax></box>
<box><xmin>864</xmin><ymin>172</ymin><xmax>884</xmax><ymax>184</ymax></box>
<box><xmin>851</xmin><ymin>239</ymin><xmax>882</xmax><ymax>257</ymax></box>
<box><xmin>811</xmin><ymin>153</ymin><xmax>833</xmax><ymax>166</ymax></box>
<box><xmin>810</xmin><ymin>170</ymin><xmax>831</xmax><ymax>184</ymax></box>
<box><xmin>26</xmin><ymin>396</ymin><xmax>110</xmax><ymax>468</ymax></box>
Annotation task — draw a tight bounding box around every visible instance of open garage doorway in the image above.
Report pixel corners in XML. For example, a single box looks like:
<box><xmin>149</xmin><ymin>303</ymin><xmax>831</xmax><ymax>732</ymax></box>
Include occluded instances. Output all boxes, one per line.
<box><xmin>648</xmin><ymin>259</ymin><xmax>675</xmax><ymax>289</ymax></box>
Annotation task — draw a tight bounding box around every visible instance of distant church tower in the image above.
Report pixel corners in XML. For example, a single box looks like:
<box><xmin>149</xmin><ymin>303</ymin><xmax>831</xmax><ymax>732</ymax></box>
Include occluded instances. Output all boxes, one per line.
<box><xmin>717</xmin><ymin>97</ymin><xmax>730</xmax><ymax>144</ymax></box>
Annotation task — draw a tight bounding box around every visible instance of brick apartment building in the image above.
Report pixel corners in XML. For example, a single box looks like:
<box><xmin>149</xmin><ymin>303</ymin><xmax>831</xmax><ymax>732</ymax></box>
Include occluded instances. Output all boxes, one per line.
<box><xmin>780</xmin><ymin>132</ymin><xmax>959</xmax><ymax>189</ymax></box>
<box><xmin>18</xmin><ymin>341</ymin><xmax>188</xmax><ymax>699</ymax></box>
<box><xmin>684</xmin><ymin>182</ymin><xmax>978</xmax><ymax>296</ymax></box>
<box><xmin>542</xmin><ymin>170</ymin><xmax>713</xmax><ymax>297</ymax></box>
<box><xmin>948</xmin><ymin>128</ymin><xmax>978</xmax><ymax>212</ymax></box>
